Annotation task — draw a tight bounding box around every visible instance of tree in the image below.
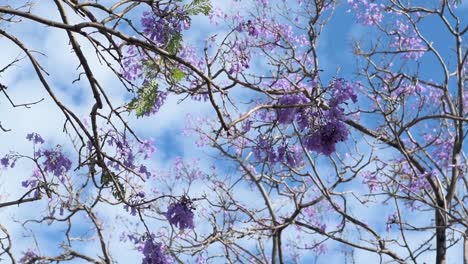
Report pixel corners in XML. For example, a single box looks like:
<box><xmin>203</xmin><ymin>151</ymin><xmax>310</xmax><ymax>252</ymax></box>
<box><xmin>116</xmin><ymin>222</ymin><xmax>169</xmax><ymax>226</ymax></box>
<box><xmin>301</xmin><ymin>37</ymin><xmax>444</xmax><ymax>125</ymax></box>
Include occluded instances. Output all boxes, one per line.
<box><xmin>0</xmin><ymin>0</ymin><xmax>466</xmax><ymax>263</ymax></box>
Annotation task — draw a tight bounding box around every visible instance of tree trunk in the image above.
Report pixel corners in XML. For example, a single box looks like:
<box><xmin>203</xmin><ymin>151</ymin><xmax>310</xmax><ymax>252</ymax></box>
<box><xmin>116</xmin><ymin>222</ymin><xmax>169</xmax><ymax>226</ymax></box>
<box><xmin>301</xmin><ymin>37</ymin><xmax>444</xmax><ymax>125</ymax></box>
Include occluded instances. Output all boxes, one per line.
<box><xmin>436</xmin><ymin>208</ymin><xmax>447</xmax><ymax>264</ymax></box>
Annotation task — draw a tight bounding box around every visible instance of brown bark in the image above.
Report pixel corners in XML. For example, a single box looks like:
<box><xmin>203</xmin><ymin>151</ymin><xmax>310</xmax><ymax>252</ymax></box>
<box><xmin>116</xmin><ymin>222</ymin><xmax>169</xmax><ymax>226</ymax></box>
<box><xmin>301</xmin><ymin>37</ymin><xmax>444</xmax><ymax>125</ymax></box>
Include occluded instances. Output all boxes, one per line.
<box><xmin>435</xmin><ymin>208</ymin><xmax>447</xmax><ymax>264</ymax></box>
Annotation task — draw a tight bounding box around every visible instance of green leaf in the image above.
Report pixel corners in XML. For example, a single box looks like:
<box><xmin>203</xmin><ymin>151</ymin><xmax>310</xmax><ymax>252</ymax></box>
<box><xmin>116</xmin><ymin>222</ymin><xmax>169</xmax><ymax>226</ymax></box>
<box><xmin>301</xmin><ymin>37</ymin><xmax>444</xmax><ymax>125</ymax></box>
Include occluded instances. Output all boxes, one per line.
<box><xmin>172</xmin><ymin>68</ymin><xmax>185</xmax><ymax>82</ymax></box>
<box><xmin>166</xmin><ymin>32</ymin><xmax>183</xmax><ymax>54</ymax></box>
<box><xmin>128</xmin><ymin>80</ymin><xmax>159</xmax><ymax>117</ymax></box>
<box><xmin>111</xmin><ymin>180</ymin><xmax>126</xmax><ymax>202</ymax></box>
<box><xmin>185</xmin><ymin>0</ymin><xmax>212</xmax><ymax>16</ymax></box>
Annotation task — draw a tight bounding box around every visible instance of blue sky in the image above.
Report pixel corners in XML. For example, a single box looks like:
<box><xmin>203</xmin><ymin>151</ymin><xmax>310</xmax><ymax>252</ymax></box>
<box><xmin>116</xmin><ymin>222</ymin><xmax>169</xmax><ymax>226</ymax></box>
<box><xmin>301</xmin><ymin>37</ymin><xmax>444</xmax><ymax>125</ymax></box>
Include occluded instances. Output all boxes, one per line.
<box><xmin>0</xmin><ymin>0</ymin><xmax>466</xmax><ymax>263</ymax></box>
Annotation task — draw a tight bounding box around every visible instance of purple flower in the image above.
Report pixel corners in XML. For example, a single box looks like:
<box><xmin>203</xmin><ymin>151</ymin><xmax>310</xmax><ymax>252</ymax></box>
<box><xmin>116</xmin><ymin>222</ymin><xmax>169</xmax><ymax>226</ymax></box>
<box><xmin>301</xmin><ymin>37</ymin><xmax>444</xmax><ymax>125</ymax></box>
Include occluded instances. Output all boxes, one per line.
<box><xmin>386</xmin><ymin>212</ymin><xmax>399</xmax><ymax>232</ymax></box>
<box><xmin>22</xmin><ymin>168</ymin><xmax>41</xmax><ymax>189</ymax></box>
<box><xmin>26</xmin><ymin>132</ymin><xmax>45</xmax><ymax>144</ymax></box>
<box><xmin>253</xmin><ymin>136</ymin><xmax>277</xmax><ymax>162</ymax></box>
<box><xmin>42</xmin><ymin>148</ymin><xmax>72</xmax><ymax>177</ymax></box>
<box><xmin>362</xmin><ymin>171</ymin><xmax>379</xmax><ymax>192</ymax></box>
<box><xmin>331</xmin><ymin>79</ymin><xmax>358</xmax><ymax>106</ymax></box>
<box><xmin>166</xmin><ymin>199</ymin><xmax>194</xmax><ymax>230</ymax></box>
<box><xmin>246</xmin><ymin>20</ymin><xmax>260</xmax><ymax>38</ymax></box>
<box><xmin>390</xmin><ymin>20</ymin><xmax>425</xmax><ymax>60</ymax></box>
<box><xmin>124</xmin><ymin>205</ymin><xmax>138</xmax><ymax>216</ymax></box>
<box><xmin>348</xmin><ymin>0</ymin><xmax>384</xmax><ymax>26</ymax></box>
<box><xmin>277</xmin><ymin>144</ymin><xmax>304</xmax><ymax>167</ymax></box>
<box><xmin>313</xmin><ymin>243</ymin><xmax>328</xmax><ymax>255</ymax></box>
<box><xmin>408</xmin><ymin>172</ymin><xmax>431</xmax><ymax>193</ymax></box>
<box><xmin>0</xmin><ymin>157</ymin><xmax>9</xmax><ymax>168</ymax></box>
<box><xmin>273</xmin><ymin>79</ymin><xmax>356</xmax><ymax>156</ymax></box>
<box><xmin>227</xmin><ymin>39</ymin><xmax>251</xmax><ymax>74</ymax></box>
<box><xmin>242</xmin><ymin>119</ymin><xmax>252</xmax><ymax>132</ymax></box>
<box><xmin>110</xmin><ymin>135</ymin><xmax>139</xmax><ymax>169</ymax></box>
<box><xmin>305</xmin><ymin>119</ymin><xmax>348</xmax><ymax>156</ymax></box>
<box><xmin>139</xmin><ymin>165</ymin><xmax>151</xmax><ymax>178</ymax></box>
<box><xmin>141</xmin><ymin>5</ymin><xmax>189</xmax><ymax>47</ymax></box>
<box><xmin>19</xmin><ymin>249</ymin><xmax>38</xmax><ymax>264</ymax></box>
<box><xmin>141</xmin><ymin>237</ymin><xmax>170</xmax><ymax>264</ymax></box>
<box><xmin>122</xmin><ymin>46</ymin><xmax>144</xmax><ymax>81</ymax></box>
<box><xmin>276</xmin><ymin>94</ymin><xmax>307</xmax><ymax>124</ymax></box>
<box><xmin>121</xmin><ymin>4</ymin><xmax>191</xmax><ymax>82</ymax></box>
<box><xmin>148</xmin><ymin>91</ymin><xmax>167</xmax><ymax>116</ymax></box>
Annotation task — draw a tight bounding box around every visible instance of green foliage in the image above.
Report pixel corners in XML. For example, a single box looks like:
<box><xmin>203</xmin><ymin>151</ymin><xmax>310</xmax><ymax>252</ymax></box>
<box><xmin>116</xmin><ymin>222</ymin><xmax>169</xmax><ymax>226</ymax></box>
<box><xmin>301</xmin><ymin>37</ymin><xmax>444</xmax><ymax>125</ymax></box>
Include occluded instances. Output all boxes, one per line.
<box><xmin>164</xmin><ymin>1</ymin><xmax>211</xmax><ymax>54</ymax></box>
<box><xmin>126</xmin><ymin>0</ymin><xmax>211</xmax><ymax>116</ymax></box>
<box><xmin>166</xmin><ymin>32</ymin><xmax>183</xmax><ymax>54</ymax></box>
<box><xmin>185</xmin><ymin>0</ymin><xmax>212</xmax><ymax>16</ymax></box>
<box><xmin>111</xmin><ymin>180</ymin><xmax>126</xmax><ymax>202</ymax></box>
<box><xmin>101</xmin><ymin>171</ymin><xmax>125</xmax><ymax>201</ymax></box>
<box><xmin>142</xmin><ymin>59</ymin><xmax>161</xmax><ymax>80</ymax></box>
<box><xmin>128</xmin><ymin>80</ymin><xmax>159</xmax><ymax>117</ymax></box>
<box><xmin>172</xmin><ymin>67</ymin><xmax>186</xmax><ymax>82</ymax></box>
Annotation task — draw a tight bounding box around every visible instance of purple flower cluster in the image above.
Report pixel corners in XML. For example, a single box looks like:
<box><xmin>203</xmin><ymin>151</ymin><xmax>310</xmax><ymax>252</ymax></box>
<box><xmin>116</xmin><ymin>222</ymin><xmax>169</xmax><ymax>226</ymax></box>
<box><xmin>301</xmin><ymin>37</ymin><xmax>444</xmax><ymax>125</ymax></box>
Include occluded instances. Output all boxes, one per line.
<box><xmin>227</xmin><ymin>39</ymin><xmax>251</xmax><ymax>74</ymax></box>
<box><xmin>386</xmin><ymin>212</ymin><xmax>399</xmax><ymax>232</ymax></box>
<box><xmin>304</xmin><ymin>118</ymin><xmax>348</xmax><ymax>156</ymax></box>
<box><xmin>390</xmin><ymin>20</ymin><xmax>425</xmax><ymax>60</ymax></box>
<box><xmin>304</xmin><ymin>80</ymin><xmax>357</xmax><ymax>155</ymax></box>
<box><xmin>313</xmin><ymin>243</ymin><xmax>328</xmax><ymax>255</ymax></box>
<box><xmin>236</xmin><ymin>20</ymin><xmax>261</xmax><ymax>38</ymax></box>
<box><xmin>219</xmin><ymin>10</ymin><xmax>309</xmax><ymax>75</ymax></box>
<box><xmin>121</xmin><ymin>3</ymin><xmax>195</xmax><ymax>116</ymax></box>
<box><xmin>122</xmin><ymin>46</ymin><xmax>144</xmax><ymax>81</ymax></box>
<box><xmin>5</xmin><ymin>134</ymin><xmax>72</xmax><ymax>179</ymax></box>
<box><xmin>330</xmin><ymin>79</ymin><xmax>358</xmax><ymax>106</ymax></box>
<box><xmin>253</xmin><ymin>138</ymin><xmax>305</xmax><ymax>167</ymax></box>
<box><xmin>165</xmin><ymin>198</ymin><xmax>194</xmax><ymax>230</ymax></box>
<box><xmin>2</xmin><ymin>133</ymin><xmax>50</xmax><ymax>171</ymax></box>
<box><xmin>395</xmin><ymin>161</ymin><xmax>431</xmax><ymax>195</ymax></box>
<box><xmin>178</xmin><ymin>45</ymin><xmax>204</xmax><ymax>69</ymax></box>
<box><xmin>276</xmin><ymin>94</ymin><xmax>308</xmax><ymax>124</ymax></box>
<box><xmin>362</xmin><ymin>171</ymin><xmax>379</xmax><ymax>192</ymax></box>
<box><xmin>394</xmin><ymin>80</ymin><xmax>426</xmax><ymax>97</ymax></box>
<box><xmin>40</xmin><ymin>148</ymin><xmax>72</xmax><ymax>177</ymax></box>
<box><xmin>26</xmin><ymin>132</ymin><xmax>45</xmax><ymax>144</ymax></box>
<box><xmin>0</xmin><ymin>156</ymin><xmax>10</xmax><ymax>168</ymax></box>
<box><xmin>408</xmin><ymin>171</ymin><xmax>432</xmax><ymax>193</ymax></box>
<box><xmin>106</xmin><ymin>133</ymin><xmax>156</xmax><ymax>174</ymax></box>
<box><xmin>428</xmin><ymin>135</ymin><xmax>454</xmax><ymax>167</ymax></box>
<box><xmin>19</xmin><ymin>249</ymin><xmax>38</xmax><ymax>264</ymax></box>
<box><xmin>256</xmin><ymin>0</ymin><xmax>269</xmax><ymax>7</ymax></box>
<box><xmin>21</xmin><ymin>168</ymin><xmax>41</xmax><ymax>189</ymax></box>
<box><xmin>149</xmin><ymin>90</ymin><xmax>168</xmax><ymax>117</ymax></box>
<box><xmin>124</xmin><ymin>192</ymin><xmax>147</xmax><ymax>216</ymax></box>
<box><xmin>208</xmin><ymin>7</ymin><xmax>227</xmax><ymax>25</ymax></box>
<box><xmin>274</xmin><ymin>79</ymin><xmax>357</xmax><ymax>156</ymax></box>
<box><xmin>252</xmin><ymin>136</ymin><xmax>277</xmax><ymax>163</ymax></box>
<box><xmin>139</xmin><ymin>139</ymin><xmax>157</xmax><ymax>160</ymax></box>
<box><xmin>303</xmin><ymin>206</ymin><xmax>327</xmax><ymax>232</ymax></box>
<box><xmin>124</xmin><ymin>204</ymin><xmax>138</xmax><ymax>216</ymax></box>
<box><xmin>277</xmin><ymin>144</ymin><xmax>304</xmax><ymax>168</ymax></box>
<box><xmin>141</xmin><ymin>237</ymin><xmax>171</xmax><ymax>264</ymax></box>
<box><xmin>141</xmin><ymin>6</ymin><xmax>189</xmax><ymax>47</ymax></box>
<box><xmin>348</xmin><ymin>0</ymin><xmax>384</xmax><ymax>26</ymax></box>
<box><xmin>195</xmin><ymin>254</ymin><xmax>207</xmax><ymax>264</ymax></box>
